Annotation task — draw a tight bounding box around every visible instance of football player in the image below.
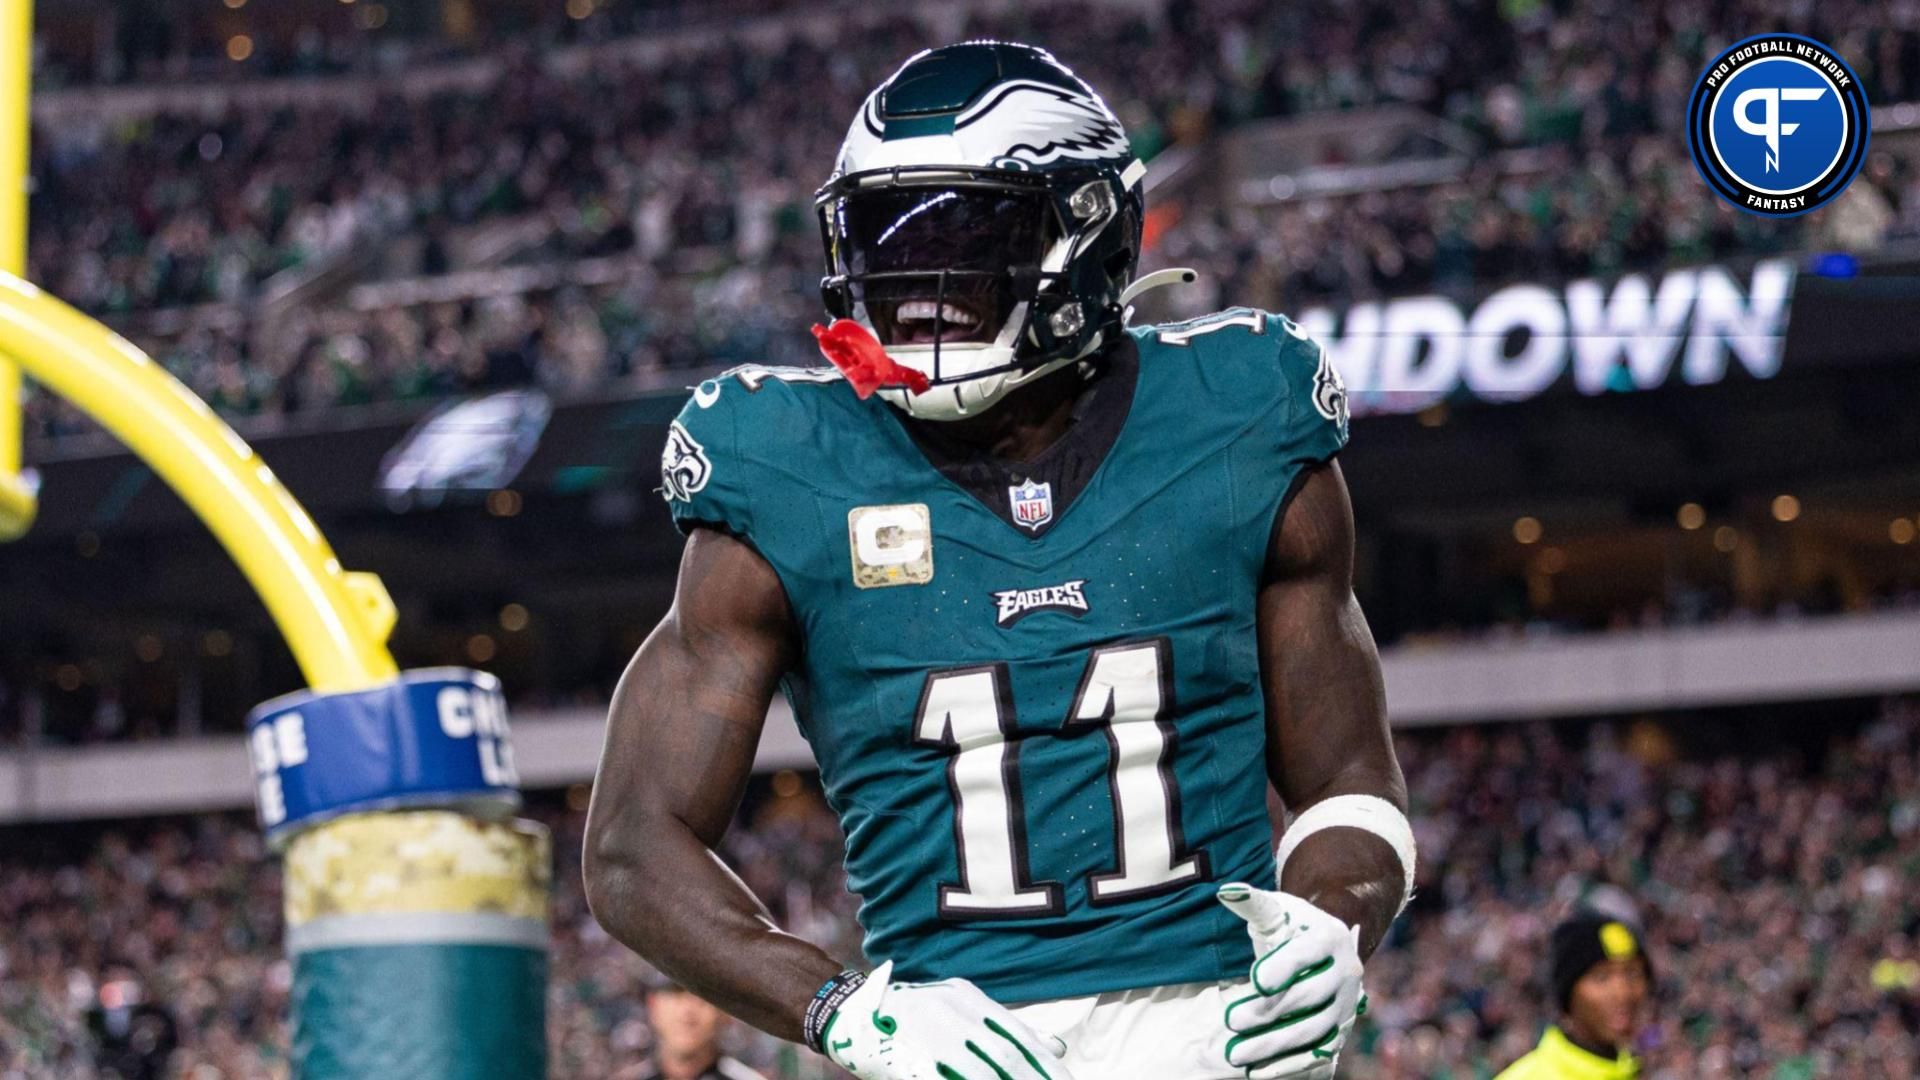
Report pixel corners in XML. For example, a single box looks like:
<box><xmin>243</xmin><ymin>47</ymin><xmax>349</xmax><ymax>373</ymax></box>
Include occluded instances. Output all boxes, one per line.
<box><xmin>586</xmin><ymin>42</ymin><xmax>1413</xmax><ymax>1080</ymax></box>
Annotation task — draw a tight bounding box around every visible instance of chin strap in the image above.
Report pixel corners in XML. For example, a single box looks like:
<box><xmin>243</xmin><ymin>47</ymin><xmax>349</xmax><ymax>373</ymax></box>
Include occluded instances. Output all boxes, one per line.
<box><xmin>1120</xmin><ymin>267</ymin><xmax>1199</xmax><ymax>324</ymax></box>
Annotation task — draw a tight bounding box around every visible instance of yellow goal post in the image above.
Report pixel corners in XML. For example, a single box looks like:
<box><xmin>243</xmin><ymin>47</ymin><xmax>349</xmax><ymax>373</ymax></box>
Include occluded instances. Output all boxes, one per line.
<box><xmin>0</xmin><ymin>5</ymin><xmax>548</xmax><ymax>1075</ymax></box>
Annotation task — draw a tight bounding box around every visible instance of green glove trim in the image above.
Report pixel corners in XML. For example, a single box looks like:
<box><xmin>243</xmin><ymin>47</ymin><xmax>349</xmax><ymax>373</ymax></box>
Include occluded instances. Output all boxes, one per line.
<box><xmin>964</xmin><ymin>1042</ymin><xmax>1017</xmax><ymax>1080</ymax></box>
<box><xmin>1253</xmin><ymin>954</ymin><xmax>1334</xmax><ymax>997</ymax></box>
<box><xmin>1238</xmin><ymin>1024</ymin><xmax>1343</xmax><ymax>1075</ymax></box>
<box><xmin>1224</xmin><ymin>994</ymin><xmax>1339</xmax><ymax>1064</ymax></box>
<box><xmin>983</xmin><ymin>1018</ymin><xmax>1053</xmax><ymax>1080</ymax></box>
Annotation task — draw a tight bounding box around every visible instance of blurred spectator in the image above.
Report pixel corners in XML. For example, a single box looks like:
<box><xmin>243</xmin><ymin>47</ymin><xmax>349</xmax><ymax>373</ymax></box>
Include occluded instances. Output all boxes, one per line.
<box><xmin>1492</xmin><ymin>914</ymin><xmax>1653</xmax><ymax>1079</ymax></box>
<box><xmin>83</xmin><ymin>966</ymin><xmax>178</xmax><ymax>1080</ymax></box>
<box><xmin>623</xmin><ymin>983</ymin><xmax>765</xmax><ymax>1080</ymax></box>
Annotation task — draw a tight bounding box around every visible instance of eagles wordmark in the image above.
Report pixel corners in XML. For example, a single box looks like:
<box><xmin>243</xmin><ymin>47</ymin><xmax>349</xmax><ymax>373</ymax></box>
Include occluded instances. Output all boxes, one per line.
<box><xmin>992</xmin><ymin>579</ymin><xmax>1090</xmax><ymax>628</ymax></box>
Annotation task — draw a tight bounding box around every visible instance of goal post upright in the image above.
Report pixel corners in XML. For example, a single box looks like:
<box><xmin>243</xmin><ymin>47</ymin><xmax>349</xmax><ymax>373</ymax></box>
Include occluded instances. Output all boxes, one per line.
<box><xmin>0</xmin><ymin>0</ymin><xmax>35</xmax><ymax>539</ymax></box>
<box><xmin>0</xmin><ymin>6</ymin><xmax>549</xmax><ymax>1073</ymax></box>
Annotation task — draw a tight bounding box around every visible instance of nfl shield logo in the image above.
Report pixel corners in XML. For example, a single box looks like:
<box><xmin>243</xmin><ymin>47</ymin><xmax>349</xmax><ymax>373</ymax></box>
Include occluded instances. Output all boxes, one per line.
<box><xmin>1008</xmin><ymin>478</ymin><xmax>1053</xmax><ymax>531</ymax></box>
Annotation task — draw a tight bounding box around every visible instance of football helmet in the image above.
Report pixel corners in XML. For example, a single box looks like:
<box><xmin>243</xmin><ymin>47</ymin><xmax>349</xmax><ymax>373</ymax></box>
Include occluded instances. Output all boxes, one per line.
<box><xmin>817</xmin><ymin>42</ymin><xmax>1147</xmax><ymax>420</ymax></box>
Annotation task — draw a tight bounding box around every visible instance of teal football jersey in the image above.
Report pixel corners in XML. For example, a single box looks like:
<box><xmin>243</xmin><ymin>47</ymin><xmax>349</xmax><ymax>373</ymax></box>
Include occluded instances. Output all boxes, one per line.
<box><xmin>661</xmin><ymin>309</ymin><xmax>1349</xmax><ymax>1004</ymax></box>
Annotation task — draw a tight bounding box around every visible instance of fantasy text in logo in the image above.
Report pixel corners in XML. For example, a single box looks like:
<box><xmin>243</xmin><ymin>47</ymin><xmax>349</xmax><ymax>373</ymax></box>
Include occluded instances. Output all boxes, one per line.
<box><xmin>1686</xmin><ymin>34</ymin><xmax>1869</xmax><ymax>217</ymax></box>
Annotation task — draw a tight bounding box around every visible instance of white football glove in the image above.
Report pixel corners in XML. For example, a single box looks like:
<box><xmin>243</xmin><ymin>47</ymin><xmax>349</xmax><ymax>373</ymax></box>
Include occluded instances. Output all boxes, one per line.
<box><xmin>821</xmin><ymin>961</ymin><xmax>1076</xmax><ymax>1080</ymax></box>
<box><xmin>1217</xmin><ymin>883</ymin><xmax>1367</xmax><ymax>1080</ymax></box>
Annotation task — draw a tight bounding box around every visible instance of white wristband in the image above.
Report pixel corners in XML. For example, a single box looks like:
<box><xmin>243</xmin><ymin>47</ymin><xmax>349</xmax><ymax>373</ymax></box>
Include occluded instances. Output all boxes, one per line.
<box><xmin>1275</xmin><ymin>794</ymin><xmax>1417</xmax><ymax>911</ymax></box>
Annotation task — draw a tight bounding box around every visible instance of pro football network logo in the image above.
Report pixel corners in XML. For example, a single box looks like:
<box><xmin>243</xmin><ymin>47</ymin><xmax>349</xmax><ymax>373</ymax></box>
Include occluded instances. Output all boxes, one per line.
<box><xmin>1008</xmin><ymin>478</ymin><xmax>1054</xmax><ymax>531</ymax></box>
<box><xmin>1686</xmin><ymin>34</ymin><xmax>1869</xmax><ymax>217</ymax></box>
<box><xmin>992</xmin><ymin>579</ymin><xmax>1090</xmax><ymax>628</ymax></box>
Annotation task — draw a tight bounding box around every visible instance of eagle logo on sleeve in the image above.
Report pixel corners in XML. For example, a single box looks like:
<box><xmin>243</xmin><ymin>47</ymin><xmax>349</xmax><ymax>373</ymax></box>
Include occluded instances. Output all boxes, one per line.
<box><xmin>1311</xmin><ymin>345</ymin><xmax>1349</xmax><ymax>435</ymax></box>
<box><xmin>660</xmin><ymin>421</ymin><xmax>713</xmax><ymax>503</ymax></box>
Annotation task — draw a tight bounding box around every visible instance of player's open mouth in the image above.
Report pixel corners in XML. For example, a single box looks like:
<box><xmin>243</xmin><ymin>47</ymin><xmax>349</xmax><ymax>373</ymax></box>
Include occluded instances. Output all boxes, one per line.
<box><xmin>876</xmin><ymin>298</ymin><xmax>995</xmax><ymax>346</ymax></box>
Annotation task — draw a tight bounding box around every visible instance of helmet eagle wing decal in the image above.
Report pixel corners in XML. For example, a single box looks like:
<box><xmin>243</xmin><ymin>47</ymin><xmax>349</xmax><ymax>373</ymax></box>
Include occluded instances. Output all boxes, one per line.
<box><xmin>955</xmin><ymin>82</ymin><xmax>1129</xmax><ymax>166</ymax></box>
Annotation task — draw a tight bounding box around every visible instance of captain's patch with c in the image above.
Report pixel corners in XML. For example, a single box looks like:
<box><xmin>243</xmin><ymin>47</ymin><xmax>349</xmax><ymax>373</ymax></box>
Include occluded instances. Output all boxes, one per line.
<box><xmin>848</xmin><ymin>503</ymin><xmax>934</xmax><ymax>588</ymax></box>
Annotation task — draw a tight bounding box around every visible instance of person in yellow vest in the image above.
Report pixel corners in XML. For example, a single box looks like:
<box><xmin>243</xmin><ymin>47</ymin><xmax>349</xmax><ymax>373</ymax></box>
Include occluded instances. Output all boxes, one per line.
<box><xmin>1495</xmin><ymin>913</ymin><xmax>1653</xmax><ymax>1079</ymax></box>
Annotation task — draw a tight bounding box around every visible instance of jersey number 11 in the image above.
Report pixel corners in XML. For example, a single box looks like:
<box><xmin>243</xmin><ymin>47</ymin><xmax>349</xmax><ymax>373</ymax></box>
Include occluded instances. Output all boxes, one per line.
<box><xmin>913</xmin><ymin>637</ymin><xmax>1212</xmax><ymax>919</ymax></box>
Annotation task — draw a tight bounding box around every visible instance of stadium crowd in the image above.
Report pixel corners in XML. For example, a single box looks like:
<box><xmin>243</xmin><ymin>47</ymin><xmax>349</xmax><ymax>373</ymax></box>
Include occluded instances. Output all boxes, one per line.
<box><xmin>22</xmin><ymin>0</ymin><xmax>1920</xmax><ymax>437</ymax></box>
<box><xmin>3</xmin><ymin>698</ymin><xmax>1917</xmax><ymax>1078</ymax></box>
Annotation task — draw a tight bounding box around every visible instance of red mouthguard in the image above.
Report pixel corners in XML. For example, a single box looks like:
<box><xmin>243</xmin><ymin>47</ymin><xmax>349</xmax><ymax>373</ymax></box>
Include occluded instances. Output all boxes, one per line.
<box><xmin>812</xmin><ymin>319</ymin><xmax>931</xmax><ymax>399</ymax></box>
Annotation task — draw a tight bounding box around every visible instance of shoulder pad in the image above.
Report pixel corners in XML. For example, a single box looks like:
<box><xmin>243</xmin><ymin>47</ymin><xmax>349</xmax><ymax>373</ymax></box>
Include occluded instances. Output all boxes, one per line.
<box><xmin>659</xmin><ymin>364</ymin><xmax>850</xmax><ymax>538</ymax></box>
<box><xmin>1132</xmin><ymin>307</ymin><xmax>1348</xmax><ymax>461</ymax></box>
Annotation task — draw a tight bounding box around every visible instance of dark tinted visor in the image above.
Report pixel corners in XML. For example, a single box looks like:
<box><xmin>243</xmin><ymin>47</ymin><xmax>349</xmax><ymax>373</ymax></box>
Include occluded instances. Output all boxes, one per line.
<box><xmin>834</xmin><ymin>188</ymin><xmax>1050</xmax><ymax>278</ymax></box>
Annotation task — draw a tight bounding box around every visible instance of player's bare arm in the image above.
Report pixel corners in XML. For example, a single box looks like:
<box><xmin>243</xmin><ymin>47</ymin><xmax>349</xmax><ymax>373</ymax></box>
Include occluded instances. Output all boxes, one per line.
<box><xmin>1209</xmin><ymin>458</ymin><xmax>1412</xmax><ymax>1080</ymax></box>
<box><xmin>1258</xmin><ymin>460</ymin><xmax>1408</xmax><ymax>958</ymax></box>
<box><xmin>582</xmin><ymin>527</ymin><xmax>837</xmax><ymax>1043</ymax></box>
